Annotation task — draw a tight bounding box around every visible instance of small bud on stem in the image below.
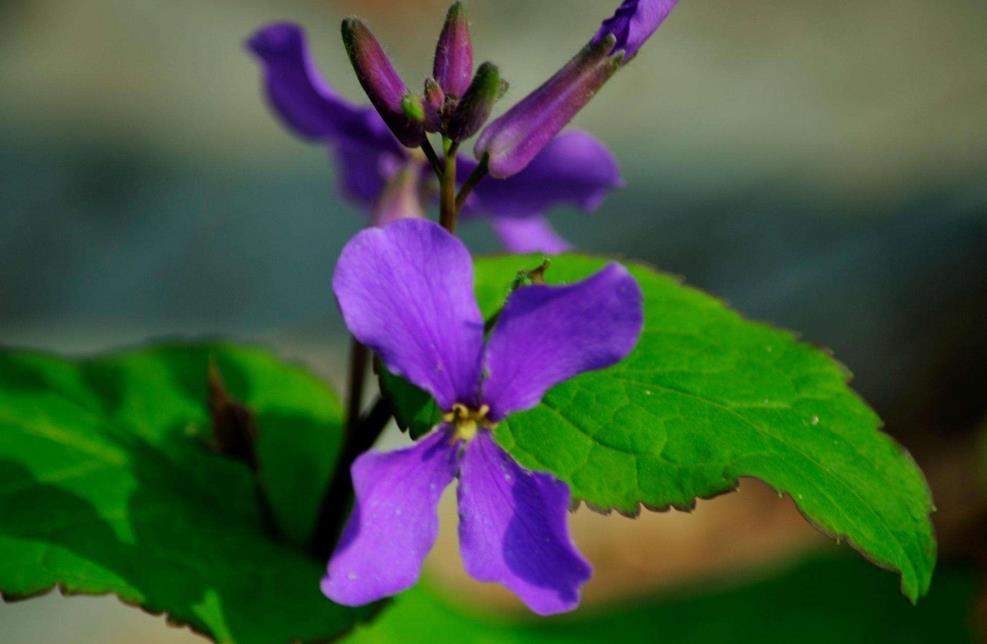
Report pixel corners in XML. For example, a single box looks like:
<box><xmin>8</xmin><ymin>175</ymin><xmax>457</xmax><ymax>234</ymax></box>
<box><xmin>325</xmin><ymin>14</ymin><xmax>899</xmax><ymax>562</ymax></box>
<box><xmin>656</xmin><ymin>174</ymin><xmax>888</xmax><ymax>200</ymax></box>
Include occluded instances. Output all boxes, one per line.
<box><xmin>445</xmin><ymin>62</ymin><xmax>502</xmax><ymax>142</ymax></box>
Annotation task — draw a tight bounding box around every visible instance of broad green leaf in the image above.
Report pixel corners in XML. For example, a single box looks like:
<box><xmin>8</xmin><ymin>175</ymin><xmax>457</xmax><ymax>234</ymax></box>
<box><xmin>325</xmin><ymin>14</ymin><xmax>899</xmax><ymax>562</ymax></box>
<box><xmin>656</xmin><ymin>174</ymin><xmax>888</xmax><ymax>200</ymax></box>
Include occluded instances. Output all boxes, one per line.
<box><xmin>349</xmin><ymin>553</ymin><xmax>976</xmax><ymax>643</ymax></box>
<box><xmin>465</xmin><ymin>254</ymin><xmax>933</xmax><ymax>601</ymax></box>
<box><xmin>0</xmin><ymin>342</ymin><xmax>373</xmax><ymax>643</ymax></box>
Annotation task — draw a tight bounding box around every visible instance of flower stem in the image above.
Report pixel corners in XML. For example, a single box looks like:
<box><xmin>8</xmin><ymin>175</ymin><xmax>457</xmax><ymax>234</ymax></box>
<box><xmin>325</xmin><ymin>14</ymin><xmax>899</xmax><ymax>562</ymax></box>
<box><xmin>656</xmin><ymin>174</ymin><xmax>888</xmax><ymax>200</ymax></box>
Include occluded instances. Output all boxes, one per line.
<box><xmin>344</xmin><ymin>337</ymin><xmax>369</xmax><ymax>433</ymax></box>
<box><xmin>439</xmin><ymin>138</ymin><xmax>460</xmax><ymax>232</ymax></box>
<box><xmin>309</xmin><ymin>396</ymin><xmax>392</xmax><ymax>560</ymax></box>
<box><xmin>308</xmin><ymin>338</ymin><xmax>390</xmax><ymax>559</ymax></box>
<box><xmin>456</xmin><ymin>154</ymin><xmax>489</xmax><ymax>212</ymax></box>
<box><xmin>420</xmin><ymin>137</ymin><xmax>444</xmax><ymax>179</ymax></box>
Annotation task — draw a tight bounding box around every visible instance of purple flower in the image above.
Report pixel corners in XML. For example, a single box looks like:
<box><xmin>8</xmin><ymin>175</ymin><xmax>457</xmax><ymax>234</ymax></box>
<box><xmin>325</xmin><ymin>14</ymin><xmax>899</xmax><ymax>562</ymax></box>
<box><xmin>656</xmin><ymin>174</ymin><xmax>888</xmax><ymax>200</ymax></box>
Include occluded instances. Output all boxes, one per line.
<box><xmin>247</xmin><ymin>23</ymin><xmax>622</xmax><ymax>253</ymax></box>
<box><xmin>476</xmin><ymin>0</ymin><xmax>679</xmax><ymax>178</ymax></box>
<box><xmin>323</xmin><ymin>219</ymin><xmax>644</xmax><ymax>614</ymax></box>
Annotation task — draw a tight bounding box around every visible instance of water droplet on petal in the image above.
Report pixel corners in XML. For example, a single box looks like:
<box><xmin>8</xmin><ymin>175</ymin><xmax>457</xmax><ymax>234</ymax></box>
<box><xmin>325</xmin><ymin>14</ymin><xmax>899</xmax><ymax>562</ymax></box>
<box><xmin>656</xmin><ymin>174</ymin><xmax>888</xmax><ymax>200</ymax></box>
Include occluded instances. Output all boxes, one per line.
<box><xmin>347</xmin><ymin>572</ymin><xmax>359</xmax><ymax>581</ymax></box>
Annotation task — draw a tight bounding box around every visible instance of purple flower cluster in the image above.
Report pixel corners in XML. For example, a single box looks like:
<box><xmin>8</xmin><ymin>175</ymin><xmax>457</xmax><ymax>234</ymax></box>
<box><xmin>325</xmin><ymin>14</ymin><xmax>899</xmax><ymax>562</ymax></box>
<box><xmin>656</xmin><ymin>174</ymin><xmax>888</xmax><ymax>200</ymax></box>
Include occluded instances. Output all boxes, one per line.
<box><xmin>246</xmin><ymin>0</ymin><xmax>678</xmax><ymax>615</ymax></box>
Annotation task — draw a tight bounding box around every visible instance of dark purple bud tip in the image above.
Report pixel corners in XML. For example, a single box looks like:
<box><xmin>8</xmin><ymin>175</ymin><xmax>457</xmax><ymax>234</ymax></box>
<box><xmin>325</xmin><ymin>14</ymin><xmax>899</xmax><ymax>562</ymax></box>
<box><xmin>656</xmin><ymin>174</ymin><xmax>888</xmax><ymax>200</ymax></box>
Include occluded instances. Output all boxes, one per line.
<box><xmin>423</xmin><ymin>78</ymin><xmax>445</xmax><ymax>132</ymax></box>
<box><xmin>433</xmin><ymin>1</ymin><xmax>474</xmax><ymax>99</ymax></box>
<box><xmin>475</xmin><ymin>36</ymin><xmax>619</xmax><ymax>178</ymax></box>
<box><xmin>342</xmin><ymin>17</ymin><xmax>424</xmax><ymax>147</ymax></box>
<box><xmin>446</xmin><ymin>62</ymin><xmax>502</xmax><ymax>142</ymax></box>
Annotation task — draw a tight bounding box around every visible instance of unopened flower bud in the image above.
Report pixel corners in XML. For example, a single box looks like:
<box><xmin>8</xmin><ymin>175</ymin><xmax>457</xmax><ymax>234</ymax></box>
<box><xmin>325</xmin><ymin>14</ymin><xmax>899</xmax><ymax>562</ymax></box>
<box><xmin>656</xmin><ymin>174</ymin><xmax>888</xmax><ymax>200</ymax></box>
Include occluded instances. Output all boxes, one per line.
<box><xmin>446</xmin><ymin>62</ymin><xmax>502</xmax><ymax>142</ymax></box>
<box><xmin>475</xmin><ymin>38</ymin><xmax>619</xmax><ymax>178</ymax></box>
<box><xmin>342</xmin><ymin>18</ymin><xmax>424</xmax><ymax>147</ymax></box>
<box><xmin>423</xmin><ymin>77</ymin><xmax>445</xmax><ymax>132</ymax></box>
<box><xmin>474</xmin><ymin>0</ymin><xmax>678</xmax><ymax>178</ymax></box>
<box><xmin>433</xmin><ymin>2</ymin><xmax>474</xmax><ymax>99</ymax></box>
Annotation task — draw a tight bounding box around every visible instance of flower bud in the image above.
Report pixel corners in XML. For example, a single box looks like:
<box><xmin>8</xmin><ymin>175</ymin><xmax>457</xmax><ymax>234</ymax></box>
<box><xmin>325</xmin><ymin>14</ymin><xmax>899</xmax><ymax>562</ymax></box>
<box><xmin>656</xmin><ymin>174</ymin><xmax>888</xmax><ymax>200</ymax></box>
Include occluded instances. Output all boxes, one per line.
<box><xmin>433</xmin><ymin>2</ymin><xmax>474</xmax><ymax>99</ymax></box>
<box><xmin>342</xmin><ymin>18</ymin><xmax>424</xmax><ymax>147</ymax></box>
<box><xmin>445</xmin><ymin>62</ymin><xmax>502</xmax><ymax>142</ymax></box>
<box><xmin>475</xmin><ymin>37</ymin><xmax>619</xmax><ymax>178</ymax></box>
<box><xmin>474</xmin><ymin>0</ymin><xmax>678</xmax><ymax>178</ymax></box>
<box><xmin>423</xmin><ymin>77</ymin><xmax>445</xmax><ymax>132</ymax></box>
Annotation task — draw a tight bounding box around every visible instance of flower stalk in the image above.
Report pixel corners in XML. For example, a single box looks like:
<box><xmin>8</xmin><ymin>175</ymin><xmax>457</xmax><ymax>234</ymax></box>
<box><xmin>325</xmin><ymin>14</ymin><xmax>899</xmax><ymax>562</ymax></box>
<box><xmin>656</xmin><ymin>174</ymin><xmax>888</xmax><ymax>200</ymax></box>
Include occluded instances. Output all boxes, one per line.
<box><xmin>439</xmin><ymin>138</ymin><xmax>460</xmax><ymax>232</ymax></box>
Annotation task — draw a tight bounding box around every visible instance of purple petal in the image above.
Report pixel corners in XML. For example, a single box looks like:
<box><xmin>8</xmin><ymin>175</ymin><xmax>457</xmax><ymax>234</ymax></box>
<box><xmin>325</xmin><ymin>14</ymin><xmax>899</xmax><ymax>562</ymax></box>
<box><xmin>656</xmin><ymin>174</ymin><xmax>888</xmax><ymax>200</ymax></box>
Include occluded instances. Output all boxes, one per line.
<box><xmin>594</xmin><ymin>0</ymin><xmax>679</xmax><ymax>60</ymax></box>
<box><xmin>322</xmin><ymin>429</ymin><xmax>459</xmax><ymax>606</ymax></box>
<box><xmin>371</xmin><ymin>163</ymin><xmax>427</xmax><ymax>227</ymax></box>
<box><xmin>481</xmin><ymin>264</ymin><xmax>643</xmax><ymax>418</ymax></box>
<box><xmin>464</xmin><ymin>130</ymin><xmax>622</xmax><ymax>219</ymax></box>
<box><xmin>246</xmin><ymin>23</ymin><xmax>396</xmax><ymax>150</ymax></box>
<box><xmin>489</xmin><ymin>217</ymin><xmax>572</xmax><ymax>255</ymax></box>
<box><xmin>333</xmin><ymin>219</ymin><xmax>485</xmax><ymax>409</ymax></box>
<box><xmin>458</xmin><ymin>432</ymin><xmax>591</xmax><ymax>615</ymax></box>
<box><xmin>333</xmin><ymin>142</ymin><xmax>394</xmax><ymax>208</ymax></box>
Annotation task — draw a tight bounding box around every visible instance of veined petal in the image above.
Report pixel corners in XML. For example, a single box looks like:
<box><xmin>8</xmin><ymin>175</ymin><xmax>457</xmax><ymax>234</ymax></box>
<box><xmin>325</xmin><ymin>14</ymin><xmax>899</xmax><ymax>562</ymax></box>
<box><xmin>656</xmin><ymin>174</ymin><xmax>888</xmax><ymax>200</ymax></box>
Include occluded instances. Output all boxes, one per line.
<box><xmin>333</xmin><ymin>219</ymin><xmax>485</xmax><ymax>409</ymax></box>
<box><xmin>489</xmin><ymin>217</ymin><xmax>572</xmax><ymax>255</ymax></box>
<box><xmin>594</xmin><ymin>0</ymin><xmax>679</xmax><ymax>60</ymax></box>
<box><xmin>464</xmin><ymin>130</ymin><xmax>622</xmax><ymax>219</ymax></box>
<box><xmin>482</xmin><ymin>263</ymin><xmax>643</xmax><ymax>419</ymax></box>
<box><xmin>322</xmin><ymin>429</ymin><xmax>458</xmax><ymax>606</ymax></box>
<box><xmin>457</xmin><ymin>432</ymin><xmax>591</xmax><ymax>616</ymax></box>
<box><xmin>246</xmin><ymin>23</ymin><xmax>396</xmax><ymax>150</ymax></box>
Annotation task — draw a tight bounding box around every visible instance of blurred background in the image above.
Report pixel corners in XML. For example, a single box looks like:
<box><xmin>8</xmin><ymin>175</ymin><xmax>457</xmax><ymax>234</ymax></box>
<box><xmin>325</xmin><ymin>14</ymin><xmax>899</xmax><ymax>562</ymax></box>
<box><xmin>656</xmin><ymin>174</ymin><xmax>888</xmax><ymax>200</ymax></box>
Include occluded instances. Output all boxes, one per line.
<box><xmin>2</xmin><ymin>0</ymin><xmax>986</xmax><ymax>641</ymax></box>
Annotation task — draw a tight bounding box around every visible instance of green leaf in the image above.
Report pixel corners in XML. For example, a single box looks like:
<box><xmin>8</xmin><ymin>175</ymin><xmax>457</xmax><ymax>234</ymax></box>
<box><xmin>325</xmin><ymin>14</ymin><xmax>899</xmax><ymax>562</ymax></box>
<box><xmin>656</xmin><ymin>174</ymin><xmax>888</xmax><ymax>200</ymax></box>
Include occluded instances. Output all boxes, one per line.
<box><xmin>378</xmin><ymin>365</ymin><xmax>442</xmax><ymax>440</ymax></box>
<box><xmin>349</xmin><ymin>553</ymin><xmax>976</xmax><ymax>643</ymax></box>
<box><xmin>469</xmin><ymin>254</ymin><xmax>934</xmax><ymax>601</ymax></box>
<box><xmin>0</xmin><ymin>342</ymin><xmax>373</xmax><ymax>643</ymax></box>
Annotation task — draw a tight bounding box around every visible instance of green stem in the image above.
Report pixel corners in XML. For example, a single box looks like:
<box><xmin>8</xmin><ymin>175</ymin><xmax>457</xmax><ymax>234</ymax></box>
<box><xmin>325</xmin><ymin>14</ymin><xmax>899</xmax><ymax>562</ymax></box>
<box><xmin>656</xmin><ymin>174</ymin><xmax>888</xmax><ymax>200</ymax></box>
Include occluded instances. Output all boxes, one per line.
<box><xmin>439</xmin><ymin>139</ymin><xmax>460</xmax><ymax>232</ymax></box>
<box><xmin>456</xmin><ymin>154</ymin><xmax>489</xmax><ymax>212</ymax></box>
<box><xmin>344</xmin><ymin>338</ymin><xmax>369</xmax><ymax>435</ymax></box>
<box><xmin>420</xmin><ymin>138</ymin><xmax>444</xmax><ymax>179</ymax></box>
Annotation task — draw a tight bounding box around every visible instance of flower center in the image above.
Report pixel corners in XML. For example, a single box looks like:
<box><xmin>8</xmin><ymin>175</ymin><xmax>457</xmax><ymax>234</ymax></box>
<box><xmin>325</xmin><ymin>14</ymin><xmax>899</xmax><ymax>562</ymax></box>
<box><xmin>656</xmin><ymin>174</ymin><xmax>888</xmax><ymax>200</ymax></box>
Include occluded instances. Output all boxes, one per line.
<box><xmin>443</xmin><ymin>403</ymin><xmax>496</xmax><ymax>443</ymax></box>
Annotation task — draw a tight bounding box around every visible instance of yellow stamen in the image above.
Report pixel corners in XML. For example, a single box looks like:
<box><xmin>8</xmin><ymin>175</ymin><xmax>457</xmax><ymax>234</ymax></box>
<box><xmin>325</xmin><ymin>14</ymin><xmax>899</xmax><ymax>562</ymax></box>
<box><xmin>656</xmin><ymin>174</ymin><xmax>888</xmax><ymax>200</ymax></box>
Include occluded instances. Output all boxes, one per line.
<box><xmin>443</xmin><ymin>403</ymin><xmax>496</xmax><ymax>443</ymax></box>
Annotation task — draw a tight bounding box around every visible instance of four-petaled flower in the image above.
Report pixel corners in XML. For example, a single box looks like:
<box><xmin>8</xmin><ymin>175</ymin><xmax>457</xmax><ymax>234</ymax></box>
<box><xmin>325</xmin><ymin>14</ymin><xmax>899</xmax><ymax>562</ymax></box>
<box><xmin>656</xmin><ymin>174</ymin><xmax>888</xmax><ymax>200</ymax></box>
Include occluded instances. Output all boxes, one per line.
<box><xmin>247</xmin><ymin>24</ymin><xmax>622</xmax><ymax>254</ymax></box>
<box><xmin>323</xmin><ymin>219</ymin><xmax>644</xmax><ymax>614</ymax></box>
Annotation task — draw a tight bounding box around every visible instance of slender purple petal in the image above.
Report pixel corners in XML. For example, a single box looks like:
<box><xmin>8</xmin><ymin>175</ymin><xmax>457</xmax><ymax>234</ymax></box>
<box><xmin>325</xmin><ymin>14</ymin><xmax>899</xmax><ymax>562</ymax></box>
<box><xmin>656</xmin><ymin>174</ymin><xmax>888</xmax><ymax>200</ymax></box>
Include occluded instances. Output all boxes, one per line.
<box><xmin>489</xmin><ymin>217</ymin><xmax>572</xmax><ymax>255</ymax></box>
<box><xmin>593</xmin><ymin>0</ymin><xmax>679</xmax><ymax>60</ymax></box>
<box><xmin>333</xmin><ymin>219</ymin><xmax>485</xmax><ymax>409</ymax></box>
<box><xmin>322</xmin><ymin>429</ymin><xmax>458</xmax><ymax>606</ymax></box>
<box><xmin>333</xmin><ymin>142</ymin><xmax>396</xmax><ymax>208</ymax></box>
<box><xmin>458</xmin><ymin>432</ymin><xmax>591</xmax><ymax>615</ymax></box>
<box><xmin>482</xmin><ymin>264</ymin><xmax>643</xmax><ymax>418</ymax></box>
<box><xmin>246</xmin><ymin>23</ymin><xmax>396</xmax><ymax>150</ymax></box>
<box><xmin>464</xmin><ymin>130</ymin><xmax>622</xmax><ymax>219</ymax></box>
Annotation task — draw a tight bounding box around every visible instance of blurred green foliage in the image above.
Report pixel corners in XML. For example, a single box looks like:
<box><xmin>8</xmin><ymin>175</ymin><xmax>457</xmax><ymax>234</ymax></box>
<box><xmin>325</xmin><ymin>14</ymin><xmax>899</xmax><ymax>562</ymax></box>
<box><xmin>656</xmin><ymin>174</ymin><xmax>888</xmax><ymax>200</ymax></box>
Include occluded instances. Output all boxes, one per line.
<box><xmin>354</xmin><ymin>554</ymin><xmax>977</xmax><ymax>643</ymax></box>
